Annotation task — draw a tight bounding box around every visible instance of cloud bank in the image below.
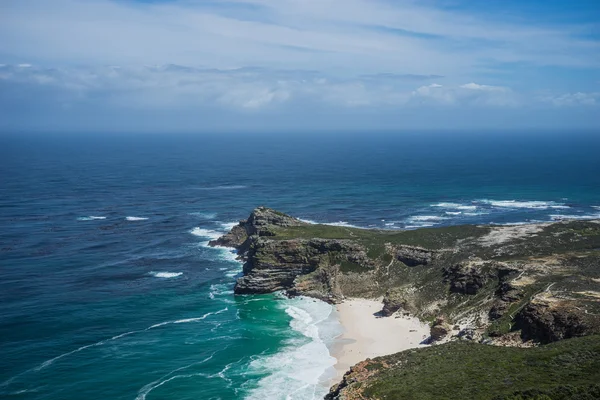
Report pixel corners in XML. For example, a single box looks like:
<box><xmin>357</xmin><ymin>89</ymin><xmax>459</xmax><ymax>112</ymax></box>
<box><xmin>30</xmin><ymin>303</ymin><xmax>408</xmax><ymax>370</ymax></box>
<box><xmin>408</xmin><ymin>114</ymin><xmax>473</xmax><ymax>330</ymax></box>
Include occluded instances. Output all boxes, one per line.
<box><xmin>0</xmin><ymin>0</ymin><xmax>599</xmax><ymax>131</ymax></box>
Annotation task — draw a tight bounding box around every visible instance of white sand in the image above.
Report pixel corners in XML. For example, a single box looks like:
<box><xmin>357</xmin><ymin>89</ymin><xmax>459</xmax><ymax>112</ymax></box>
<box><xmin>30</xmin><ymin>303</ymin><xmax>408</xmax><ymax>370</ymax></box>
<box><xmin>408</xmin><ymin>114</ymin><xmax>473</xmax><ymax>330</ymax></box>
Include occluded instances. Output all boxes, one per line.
<box><xmin>330</xmin><ymin>298</ymin><xmax>430</xmax><ymax>382</ymax></box>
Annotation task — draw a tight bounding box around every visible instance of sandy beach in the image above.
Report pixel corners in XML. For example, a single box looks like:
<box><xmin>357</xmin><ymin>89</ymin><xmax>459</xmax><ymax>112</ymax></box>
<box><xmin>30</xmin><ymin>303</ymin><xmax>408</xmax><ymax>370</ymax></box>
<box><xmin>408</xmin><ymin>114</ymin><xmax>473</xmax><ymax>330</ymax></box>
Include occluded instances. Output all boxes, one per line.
<box><xmin>330</xmin><ymin>298</ymin><xmax>430</xmax><ymax>382</ymax></box>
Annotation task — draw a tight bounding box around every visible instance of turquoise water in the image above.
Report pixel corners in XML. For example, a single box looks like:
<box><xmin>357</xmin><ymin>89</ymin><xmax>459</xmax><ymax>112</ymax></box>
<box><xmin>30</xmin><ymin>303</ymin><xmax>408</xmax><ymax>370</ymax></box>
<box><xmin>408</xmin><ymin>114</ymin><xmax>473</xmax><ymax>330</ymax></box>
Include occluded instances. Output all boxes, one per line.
<box><xmin>1</xmin><ymin>132</ymin><xmax>599</xmax><ymax>399</ymax></box>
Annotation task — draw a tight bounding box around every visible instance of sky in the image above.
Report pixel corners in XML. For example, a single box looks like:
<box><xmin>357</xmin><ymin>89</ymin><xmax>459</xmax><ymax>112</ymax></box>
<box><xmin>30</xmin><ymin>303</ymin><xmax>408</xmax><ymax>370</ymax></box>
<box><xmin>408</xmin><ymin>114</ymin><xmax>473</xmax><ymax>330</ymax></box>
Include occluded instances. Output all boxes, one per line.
<box><xmin>0</xmin><ymin>0</ymin><xmax>599</xmax><ymax>132</ymax></box>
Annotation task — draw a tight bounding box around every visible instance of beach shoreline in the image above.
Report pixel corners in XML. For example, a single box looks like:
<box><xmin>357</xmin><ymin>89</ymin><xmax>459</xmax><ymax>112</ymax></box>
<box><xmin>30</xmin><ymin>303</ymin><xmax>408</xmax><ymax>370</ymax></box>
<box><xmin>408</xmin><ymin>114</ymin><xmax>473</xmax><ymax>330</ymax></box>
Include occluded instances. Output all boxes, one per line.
<box><xmin>328</xmin><ymin>298</ymin><xmax>430</xmax><ymax>384</ymax></box>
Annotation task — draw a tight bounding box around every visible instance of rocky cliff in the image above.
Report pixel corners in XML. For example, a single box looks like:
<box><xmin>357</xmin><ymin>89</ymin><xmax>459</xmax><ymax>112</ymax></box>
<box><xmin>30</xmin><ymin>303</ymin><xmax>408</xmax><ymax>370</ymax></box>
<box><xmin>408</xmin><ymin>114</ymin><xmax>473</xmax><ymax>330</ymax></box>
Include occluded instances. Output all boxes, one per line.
<box><xmin>210</xmin><ymin>207</ymin><xmax>600</xmax><ymax>398</ymax></box>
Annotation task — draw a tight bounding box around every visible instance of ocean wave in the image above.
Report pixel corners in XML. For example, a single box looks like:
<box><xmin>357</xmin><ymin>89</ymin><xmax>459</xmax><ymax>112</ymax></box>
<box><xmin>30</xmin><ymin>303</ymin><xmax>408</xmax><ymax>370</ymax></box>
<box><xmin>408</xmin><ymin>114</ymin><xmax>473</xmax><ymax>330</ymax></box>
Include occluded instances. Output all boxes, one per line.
<box><xmin>549</xmin><ymin>214</ymin><xmax>600</xmax><ymax>221</ymax></box>
<box><xmin>190</xmin><ymin>227</ymin><xmax>222</xmax><ymax>240</ymax></box>
<box><xmin>26</xmin><ymin>308</ymin><xmax>228</xmax><ymax>373</ymax></box>
<box><xmin>189</xmin><ymin>212</ymin><xmax>217</xmax><ymax>219</ymax></box>
<box><xmin>193</xmin><ymin>185</ymin><xmax>247</xmax><ymax>190</ymax></box>
<box><xmin>244</xmin><ymin>297</ymin><xmax>339</xmax><ymax>400</ymax></box>
<box><xmin>408</xmin><ymin>215</ymin><xmax>448</xmax><ymax>222</ymax></box>
<box><xmin>126</xmin><ymin>216</ymin><xmax>149</xmax><ymax>221</ymax></box>
<box><xmin>405</xmin><ymin>224</ymin><xmax>434</xmax><ymax>229</ymax></box>
<box><xmin>77</xmin><ymin>216</ymin><xmax>107</xmax><ymax>221</ymax></box>
<box><xmin>219</xmin><ymin>221</ymin><xmax>239</xmax><ymax>231</ymax></box>
<box><xmin>431</xmin><ymin>202</ymin><xmax>477</xmax><ymax>211</ymax></box>
<box><xmin>479</xmin><ymin>199</ymin><xmax>569</xmax><ymax>209</ymax></box>
<box><xmin>135</xmin><ymin>354</ymin><xmax>216</xmax><ymax>400</ymax></box>
<box><xmin>299</xmin><ymin>218</ymin><xmax>366</xmax><ymax>229</ymax></box>
<box><xmin>149</xmin><ymin>271</ymin><xmax>183</xmax><ymax>279</ymax></box>
<box><xmin>209</xmin><ymin>283</ymin><xmax>233</xmax><ymax>298</ymax></box>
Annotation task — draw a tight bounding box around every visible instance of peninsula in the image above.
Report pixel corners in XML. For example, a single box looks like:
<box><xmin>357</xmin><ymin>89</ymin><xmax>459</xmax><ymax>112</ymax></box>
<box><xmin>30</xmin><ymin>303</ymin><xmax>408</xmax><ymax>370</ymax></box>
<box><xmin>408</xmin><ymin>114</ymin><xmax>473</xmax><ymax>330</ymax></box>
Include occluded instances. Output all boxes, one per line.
<box><xmin>210</xmin><ymin>207</ymin><xmax>600</xmax><ymax>399</ymax></box>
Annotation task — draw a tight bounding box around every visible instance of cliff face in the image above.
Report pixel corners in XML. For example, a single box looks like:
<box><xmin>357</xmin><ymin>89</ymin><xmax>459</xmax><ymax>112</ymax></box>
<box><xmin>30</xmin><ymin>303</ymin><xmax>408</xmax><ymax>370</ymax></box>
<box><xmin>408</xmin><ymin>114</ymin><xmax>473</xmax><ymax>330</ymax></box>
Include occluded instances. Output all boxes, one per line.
<box><xmin>210</xmin><ymin>207</ymin><xmax>600</xmax><ymax>398</ymax></box>
<box><xmin>211</xmin><ymin>207</ymin><xmax>600</xmax><ymax>345</ymax></box>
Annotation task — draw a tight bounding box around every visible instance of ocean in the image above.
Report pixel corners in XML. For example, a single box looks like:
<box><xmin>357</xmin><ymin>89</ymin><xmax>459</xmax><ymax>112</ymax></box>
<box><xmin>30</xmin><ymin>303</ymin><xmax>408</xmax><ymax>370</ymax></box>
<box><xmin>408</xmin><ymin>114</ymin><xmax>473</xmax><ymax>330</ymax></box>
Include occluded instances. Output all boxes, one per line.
<box><xmin>1</xmin><ymin>131</ymin><xmax>599</xmax><ymax>399</ymax></box>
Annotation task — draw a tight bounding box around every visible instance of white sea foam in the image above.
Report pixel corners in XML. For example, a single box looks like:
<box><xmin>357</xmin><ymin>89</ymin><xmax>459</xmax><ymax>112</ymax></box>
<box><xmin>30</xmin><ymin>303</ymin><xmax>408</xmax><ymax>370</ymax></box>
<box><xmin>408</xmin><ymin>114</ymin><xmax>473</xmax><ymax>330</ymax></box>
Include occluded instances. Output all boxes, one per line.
<box><xmin>189</xmin><ymin>212</ymin><xmax>217</xmax><ymax>219</ymax></box>
<box><xmin>593</xmin><ymin>206</ymin><xmax>600</xmax><ymax>210</ymax></box>
<box><xmin>193</xmin><ymin>185</ymin><xmax>247</xmax><ymax>190</ymax></box>
<box><xmin>480</xmin><ymin>199</ymin><xmax>569</xmax><ymax>209</ymax></box>
<box><xmin>244</xmin><ymin>297</ymin><xmax>340</xmax><ymax>400</ymax></box>
<box><xmin>126</xmin><ymin>216</ymin><xmax>149</xmax><ymax>221</ymax></box>
<box><xmin>190</xmin><ymin>227</ymin><xmax>222</xmax><ymax>240</ymax></box>
<box><xmin>432</xmin><ymin>202</ymin><xmax>477</xmax><ymax>211</ymax></box>
<box><xmin>149</xmin><ymin>271</ymin><xmax>183</xmax><ymax>279</ymax></box>
<box><xmin>405</xmin><ymin>224</ymin><xmax>434</xmax><ymax>229</ymax></box>
<box><xmin>549</xmin><ymin>214</ymin><xmax>600</xmax><ymax>221</ymax></box>
<box><xmin>445</xmin><ymin>211</ymin><xmax>462</xmax><ymax>216</ymax></box>
<box><xmin>408</xmin><ymin>215</ymin><xmax>448</xmax><ymax>222</ymax></box>
<box><xmin>209</xmin><ymin>284</ymin><xmax>233</xmax><ymax>298</ymax></box>
<box><xmin>299</xmin><ymin>218</ymin><xmax>366</xmax><ymax>229</ymax></box>
<box><xmin>219</xmin><ymin>221</ymin><xmax>239</xmax><ymax>231</ymax></box>
<box><xmin>77</xmin><ymin>216</ymin><xmax>107</xmax><ymax>221</ymax></box>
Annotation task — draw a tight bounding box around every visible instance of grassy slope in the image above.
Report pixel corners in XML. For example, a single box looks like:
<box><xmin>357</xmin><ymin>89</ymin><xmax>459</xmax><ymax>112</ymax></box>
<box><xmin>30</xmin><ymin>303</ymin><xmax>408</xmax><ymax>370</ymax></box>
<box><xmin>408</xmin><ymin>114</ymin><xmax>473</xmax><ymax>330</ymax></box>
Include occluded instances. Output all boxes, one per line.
<box><xmin>359</xmin><ymin>335</ymin><xmax>600</xmax><ymax>400</ymax></box>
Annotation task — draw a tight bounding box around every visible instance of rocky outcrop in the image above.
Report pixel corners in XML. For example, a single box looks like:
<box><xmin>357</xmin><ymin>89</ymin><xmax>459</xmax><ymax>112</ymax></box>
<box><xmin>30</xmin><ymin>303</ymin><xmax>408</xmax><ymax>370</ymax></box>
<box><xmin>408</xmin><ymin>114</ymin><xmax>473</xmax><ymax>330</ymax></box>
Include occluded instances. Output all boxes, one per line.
<box><xmin>443</xmin><ymin>261</ymin><xmax>496</xmax><ymax>295</ymax></box>
<box><xmin>489</xmin><ymin>282</ymin><xmax>524</xmax><ymax>320</ymax></box>
<box><xmin>326</xmin><ymin>359</ymin><xmax>389</xmax><ymax>400</ymax></box>
<box><xmin>209</xmin><ymin>207</ymin><xmax>600</xmax><ymax>351</ymax></box>
<box><xmin>430</xmin><ymin>316</ymin><xmax>452</xmax><ymax>341</ymax></box>
<box><xmin>208</xmin><ymin>223</ymin><xmax>248</xmax><ymax>249</ymax></box>
<box><xmin>515</xmin><ymin>294</ymin><xmax>596</xmax><ymax>344</ymax></box>
<box><xmin>396</xmin><ymin>245</ymin><xmax>435</xmax><ymax>266</ymax></box>
<box><xmin>208</xmin><ymin>206</ymin><xmax>306</xmax><ymax>253</ymax></box>
<box><xmin>234</xmin><ymin>237</ymin><xmax>370</xmax><ymax>296</ymax></box>
<box><xmin>381</xmin><ymin>288</ymin><xmax>409</xmax><ymax>316</ymax></box>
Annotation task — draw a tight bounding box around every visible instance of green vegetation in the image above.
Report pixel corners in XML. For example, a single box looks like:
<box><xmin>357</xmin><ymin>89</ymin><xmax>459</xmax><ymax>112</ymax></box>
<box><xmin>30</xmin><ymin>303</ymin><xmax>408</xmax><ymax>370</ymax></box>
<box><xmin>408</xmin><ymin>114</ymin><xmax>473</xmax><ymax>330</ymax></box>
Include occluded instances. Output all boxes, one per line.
<box><xmin>272</xmin><ymin>223</ymin><xmax>491</xmax><ymax>250</ymax></box>
<box><xmin>359</xmin><ymin>335</ymin><xmax>600</xmax><ymax>400</ymax></box>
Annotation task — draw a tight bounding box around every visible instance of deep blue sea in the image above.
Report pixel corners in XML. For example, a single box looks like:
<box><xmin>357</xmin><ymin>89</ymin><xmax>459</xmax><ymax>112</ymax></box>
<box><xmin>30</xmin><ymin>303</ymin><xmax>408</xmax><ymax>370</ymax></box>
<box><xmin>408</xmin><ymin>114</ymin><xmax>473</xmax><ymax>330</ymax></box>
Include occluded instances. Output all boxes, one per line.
<box><xmin>1</xmin><ymin>131</ymin><xmax>599</xmax><ymax>399</ymax></box>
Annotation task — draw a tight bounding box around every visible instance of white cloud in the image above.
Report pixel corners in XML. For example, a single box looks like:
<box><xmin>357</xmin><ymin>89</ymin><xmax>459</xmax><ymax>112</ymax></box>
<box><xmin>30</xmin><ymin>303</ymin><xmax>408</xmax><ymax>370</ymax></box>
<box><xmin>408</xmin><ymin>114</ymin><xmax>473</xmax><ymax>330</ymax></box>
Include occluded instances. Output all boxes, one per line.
<box><xmin>541</xmin><ymin>92</ymin><xmax>600</xmax><ymax>107</ymax></box>
<box><xmin>0</xmin><ymin>64</ymin><xmax>527</xmax><ymax>111</ymax></box>
<box><xmin>411</xmin><ymin>82</ymin><xmax>517</xmax><ymax>106</ymax></box>
<box><xmin>460</xmin><ymin>83</ymin><xmax>508</xmax><ymax>92</ymax></box>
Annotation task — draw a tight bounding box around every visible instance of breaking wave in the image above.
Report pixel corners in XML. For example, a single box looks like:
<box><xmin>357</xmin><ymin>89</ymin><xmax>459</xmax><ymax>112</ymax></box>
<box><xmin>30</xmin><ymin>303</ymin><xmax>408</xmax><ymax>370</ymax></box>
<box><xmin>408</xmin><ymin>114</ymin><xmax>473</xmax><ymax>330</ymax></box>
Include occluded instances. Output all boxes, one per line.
<box><xmin>77</xmin><ymin>216</ymin><xmax>107</xmax><ymax>221</ymax></box>
<box><xmin>149</xmin><ymin>271</ymin><xmax>183</xmax><ymax>279</ymax></box>
<box><xmin>244</xmin><ymin>297</ymin><xmax>339</xmax><ymax>400</ymax></box>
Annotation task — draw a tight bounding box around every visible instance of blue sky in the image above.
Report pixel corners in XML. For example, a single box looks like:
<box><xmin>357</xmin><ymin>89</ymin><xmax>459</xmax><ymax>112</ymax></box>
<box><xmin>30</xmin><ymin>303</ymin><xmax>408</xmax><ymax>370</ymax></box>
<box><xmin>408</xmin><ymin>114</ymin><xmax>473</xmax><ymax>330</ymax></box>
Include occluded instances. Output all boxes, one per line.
<box><xmin>0</xmin><ymin>0</ymin><xmax>599</xmax><ymax>132</ymax></box>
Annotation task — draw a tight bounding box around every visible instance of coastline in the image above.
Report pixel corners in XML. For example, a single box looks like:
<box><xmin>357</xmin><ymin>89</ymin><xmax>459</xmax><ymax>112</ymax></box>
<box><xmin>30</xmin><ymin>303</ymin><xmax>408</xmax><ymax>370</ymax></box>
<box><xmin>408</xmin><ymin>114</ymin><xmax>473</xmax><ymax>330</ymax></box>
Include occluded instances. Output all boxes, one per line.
<box><xmin>329</xmin><ymin>298</ymin><xmax>430</xmax><ymax>383</ymax></box>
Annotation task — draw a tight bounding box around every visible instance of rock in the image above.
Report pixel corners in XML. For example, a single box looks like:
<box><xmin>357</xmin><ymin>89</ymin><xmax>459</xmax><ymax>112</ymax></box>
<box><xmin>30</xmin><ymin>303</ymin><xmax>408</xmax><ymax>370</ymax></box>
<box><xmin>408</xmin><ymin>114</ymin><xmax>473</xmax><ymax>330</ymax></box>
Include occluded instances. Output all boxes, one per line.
<box><xmin>381</xmin><ymin>288</ymin><xmax>409</xmax><ymax>317</ymax></box>
<box><xmin>208</xmin><ymin>206</ymin><xmax>306</xmax><ymax>252</ymax></box>
<box><xmin>208</xmin><ymin>222</ymin><xmax>248</xmax><ymax>249</ymax></box>
<box><xmin>396</xmin><ymin>245</ymin><xmax>435</xmax><ymax>266</ymax></box>
<box><xmin>234</xmin><ymin>238</ymin><xmax>370</xmax><ymax>295</ymax></box>
<box><xmin>457</xmin><ymin>328</ymin><xmax>476</xmax><ymax>341</ymax></box>
<box><xmin>430</xmin><ymin>317</ymin><xmax>452</xmax><ymax>341</ymax></box>
<box><xmin>443</xmin><ymin>262</ymin><xmax>491</xmax><ymax>295</ymax></box>
<box><xmin>489</xmin><ymin>282</ymin><xmax>524</xmax><ymax>320</ymax></box>
<box><xmin>515</xmin><ymin>295</ymin><xmax>596</xmax><ymax>344</ymax></box>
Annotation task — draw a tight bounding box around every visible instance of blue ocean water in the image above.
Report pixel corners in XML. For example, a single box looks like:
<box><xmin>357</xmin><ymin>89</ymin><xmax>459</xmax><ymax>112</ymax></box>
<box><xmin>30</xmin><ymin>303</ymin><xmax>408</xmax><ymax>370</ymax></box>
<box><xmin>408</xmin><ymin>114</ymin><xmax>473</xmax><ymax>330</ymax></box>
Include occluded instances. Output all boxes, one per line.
<box><xmin>1</xmin><ymin>131</ymin><xmax>599</xmax><ymax>399</ymax></box>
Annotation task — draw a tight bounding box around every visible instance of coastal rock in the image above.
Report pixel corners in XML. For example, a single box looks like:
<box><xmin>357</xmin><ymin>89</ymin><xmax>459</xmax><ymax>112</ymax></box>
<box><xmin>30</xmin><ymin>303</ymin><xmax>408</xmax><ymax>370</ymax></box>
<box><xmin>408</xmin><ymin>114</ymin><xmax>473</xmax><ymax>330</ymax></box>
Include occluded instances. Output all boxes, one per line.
<box><xmin>489</xmin><ymin>282</ymin><xmax>524</xmax><ymax>320</ymax></box>
<box><xmin>244</xmin><ymin>206</ymin><xmax>306</xmax><ymax>236</ymax></box>
<box><xmin>430</xmin><ymin>316</ymin><xmax>452</xmax><ymax>341</ymax></box>
<box><xmin>208</xmin><ymin>206</ymin><xmax>306</xmax><ymax>252</ymax></box>
<box><xmin>208</xmin><ymin>222</ymin><xmax>248</xmax><ymax>249</ymax></box>
<box><xmin>443</xmin><ymin>261</ymin><xmax>494</xmax><ymax>295</ymax></box>
<box><xmin>515</xmin><ymin>294</ymin><xmax>597</xmax><ymax>344</ymax></box>
<box><xmin>234</xmin><ymin>238</ymin><xmax>370</xmax><ymax>295</ymax></box>
<box><xmin>381</xmin><ymin>288</ymin><xmax>409</xmax><ymax>317</ymax></box>
<box><xmin>326</xmin><ymin>359</ymin><xmax>389</xmax><ymax>400</ymax></box>
<box><xmin>396</xmin><ymin>245</ymin><xmax>435</xmax><ymax>267</ymax></box>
